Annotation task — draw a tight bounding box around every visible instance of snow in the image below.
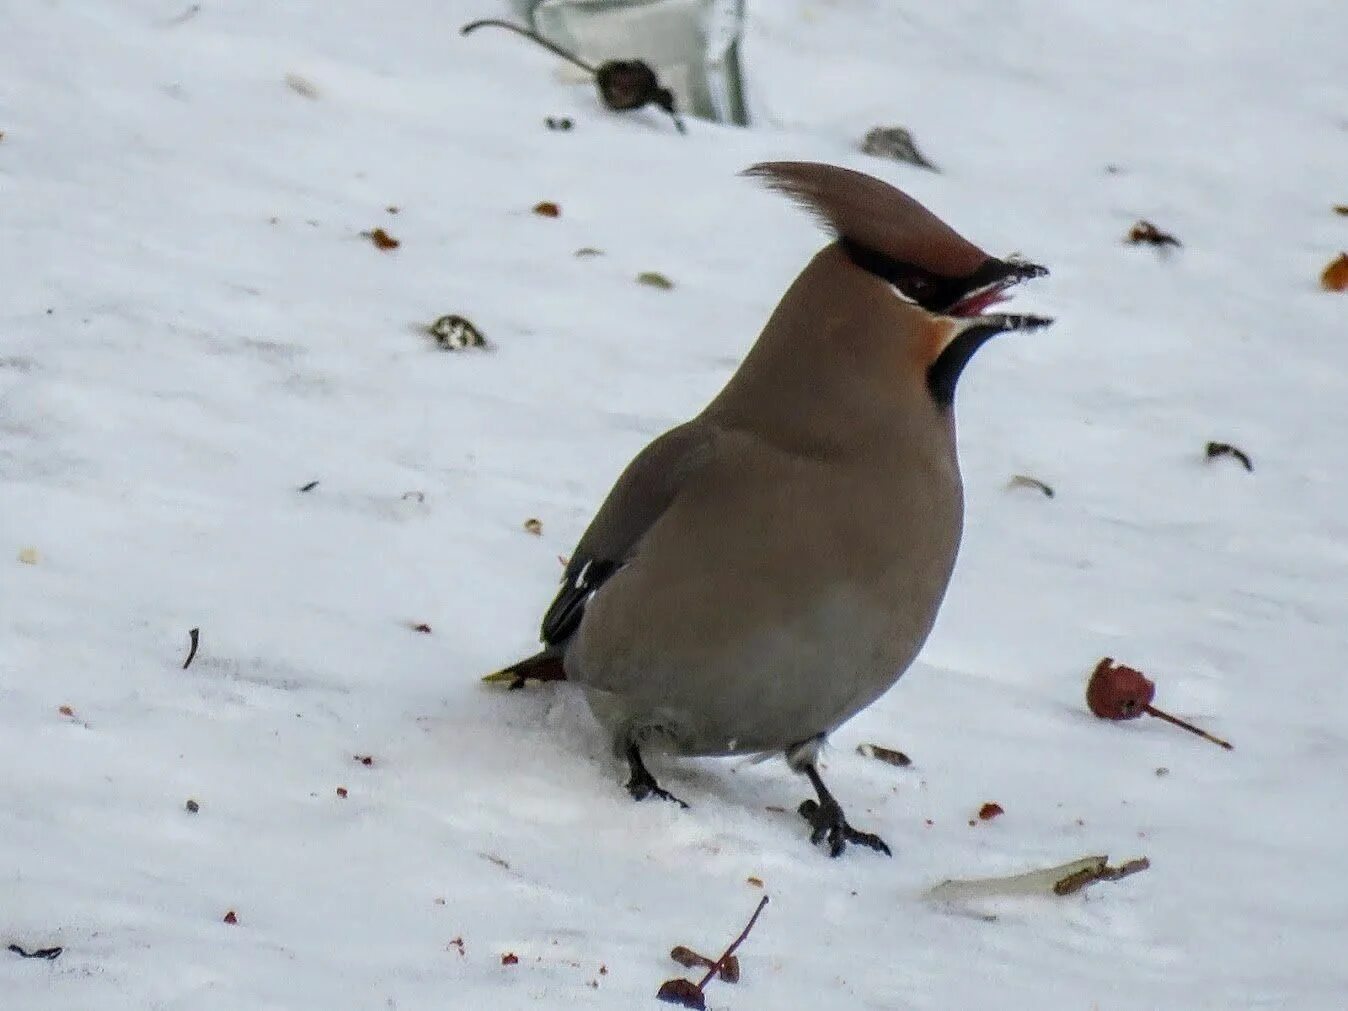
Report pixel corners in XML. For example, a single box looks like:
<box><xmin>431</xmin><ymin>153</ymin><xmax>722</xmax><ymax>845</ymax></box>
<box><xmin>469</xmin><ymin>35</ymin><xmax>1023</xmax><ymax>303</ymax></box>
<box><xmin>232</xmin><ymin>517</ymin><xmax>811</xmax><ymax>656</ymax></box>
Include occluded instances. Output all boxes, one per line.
<box><xmin>3</xmin><ymin>1</ymin><xmax>1347</xmax><ymax>1007</ymax></box>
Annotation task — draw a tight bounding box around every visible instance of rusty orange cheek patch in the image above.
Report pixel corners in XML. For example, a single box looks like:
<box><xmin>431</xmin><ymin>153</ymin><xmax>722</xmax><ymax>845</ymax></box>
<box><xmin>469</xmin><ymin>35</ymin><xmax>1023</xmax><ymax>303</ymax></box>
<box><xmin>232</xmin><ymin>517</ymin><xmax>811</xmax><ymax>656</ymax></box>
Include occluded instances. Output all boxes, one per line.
<box><xmin>910</xmin><ymin>316</ymin><xmax>960</xmax><ymax>371</ymax></box>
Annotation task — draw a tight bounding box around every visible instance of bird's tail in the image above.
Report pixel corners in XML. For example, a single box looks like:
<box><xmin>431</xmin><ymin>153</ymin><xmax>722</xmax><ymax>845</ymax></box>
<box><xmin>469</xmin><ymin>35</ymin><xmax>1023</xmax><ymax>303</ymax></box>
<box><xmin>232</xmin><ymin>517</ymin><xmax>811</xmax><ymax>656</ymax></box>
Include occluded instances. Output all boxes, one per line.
<box><xmin>481</xmin><ymin>650</ymin><xmax>568</xmax><ymax>691</ymax></box>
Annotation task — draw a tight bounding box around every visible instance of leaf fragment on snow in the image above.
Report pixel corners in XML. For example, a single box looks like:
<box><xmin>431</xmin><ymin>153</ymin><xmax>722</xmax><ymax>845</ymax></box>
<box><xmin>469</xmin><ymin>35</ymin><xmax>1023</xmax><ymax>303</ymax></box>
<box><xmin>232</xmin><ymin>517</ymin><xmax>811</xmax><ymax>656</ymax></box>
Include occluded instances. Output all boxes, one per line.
<box><xmin>925</xmin><ymin>854</ymin><xmax>1150</xmax><ymax>902</ymax></box>
<box><xmin>856</xmin><ymin>743</ymin><xmax>912</xmax><ymax>767</ymax></box>
<box><xmin>637</xmin><ymin>271</ymin><xmax>673</xmax><ymax>289</ymax></box>
<box><xmin>1321</xmin><ymin>252</ymin><xmax>1348</xmax><ymax>292</ymax></box>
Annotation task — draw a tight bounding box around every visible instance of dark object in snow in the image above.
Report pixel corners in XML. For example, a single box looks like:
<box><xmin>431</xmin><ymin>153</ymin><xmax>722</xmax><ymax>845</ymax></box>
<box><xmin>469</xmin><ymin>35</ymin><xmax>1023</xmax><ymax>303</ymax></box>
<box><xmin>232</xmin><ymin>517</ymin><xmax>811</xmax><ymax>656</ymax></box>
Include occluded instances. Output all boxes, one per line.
<box><xmin>501</xmin><ymin>952</ymin><xmax>519</xmax><ymax>966</ymax></box>
<box><xmin>182</xmin><ymin>627</ymin><xmax>200</xmax><ymax>670</ymax></box>
<box><xmin>860</xmin><ymin>126</ymin><xmax>938</xmax><ymax>171</ymax></box>
<box><xmin>545</xmin><ymin>116</ymin><xmax>574</xmax><ymax>131</ymax></box>
<box><xmin>461</xmin><ymin>19</ymin><xmax>685</xmax><ymax>133</ymax></box>
<box><xmin>856</xmin><ymin>743</ymin><xmax>912</xmax><ymax>767</ymax></box>
<box><xmin>8</xmin><ymin>944</ymin><xmax>62</xmax><ymax>960</ymax></box>
<box><xmin>1008</xmin><ymin>474</ymin><xmax>1055</xmax><ymax>497</ymax></box>
<box><xmin>533</xmin><ymin>201</ymin><xmax>561</xmax><ymax>218</ymax></box>
<box><xmin>363</xmin><ymin>227</ymin><xmax>400</xmax><ymax>250</ymax></box>
<box><xmin>1086</xmin><ymin>658</ymin><xmax>1233</xmax><ymax>750</ymax></box>
<box><xmin>409</xmin><ymin>622</ymin><xmax>433</xmax><ymax>634</ymax></box>
<box><xmin>658</xmin><ymin>896</ymin><xmax>768</xmax><ymax>1009</ymax></box>
<box><xmin>222</xmin><ymin>910</ymin><xmax>238</xmax><ymax>924</ymax></box>
<box><xmin>670</xmin><ymin>945</ymin><xmax>739</xmax><ymax>983</ymax></box>
<box><xmin>1319</xmin><ymin>252</ymin><xmax>1348</xmax><ymax>292</ymax></box>
<box><xmin>636</xmin><ymin>271</ymin><xmax>674</xmax><ymax>290</ymax></box>
<box><xmin>185</xmin><ymin>798</ymin><xmax>200</xmax><ymax>813</ymax></box>
<box><xmin>298</xmin><ymin>480</ymin><xmax>320</xmax><ymax>492</ymax></box>
<box><xmin>355</xmin><ymin>754</ymin><xmax>374</xmax><ymax>766</ymax></box>
<box><xmin>977</xmin><ymin>802</ymin><xmax>1004</xmax><ymax>821</ymax></box>
<box><xmin>1205</xmin><ymin>441</ymin><xmax>1253</xmax><ymax>472</ymax></box>
<box><xmin>426</xmin><ymin>315</ymin><xmax>486</xmax><ymax>351</ymax></box>
<box><xmin>1126</xmin><ymin>220</ymin><xmax>1181</xmax><ymax>248</ymax></box>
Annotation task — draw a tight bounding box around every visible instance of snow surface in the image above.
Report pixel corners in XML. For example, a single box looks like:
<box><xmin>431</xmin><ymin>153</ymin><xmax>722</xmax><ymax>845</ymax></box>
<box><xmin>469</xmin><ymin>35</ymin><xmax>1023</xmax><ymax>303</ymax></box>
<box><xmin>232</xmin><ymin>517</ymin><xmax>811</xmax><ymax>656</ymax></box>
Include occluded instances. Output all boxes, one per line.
<box><xmin>3</xmin><ymin>1</ymin><xmax>1348</xmax><ymax>1008</ymax></box>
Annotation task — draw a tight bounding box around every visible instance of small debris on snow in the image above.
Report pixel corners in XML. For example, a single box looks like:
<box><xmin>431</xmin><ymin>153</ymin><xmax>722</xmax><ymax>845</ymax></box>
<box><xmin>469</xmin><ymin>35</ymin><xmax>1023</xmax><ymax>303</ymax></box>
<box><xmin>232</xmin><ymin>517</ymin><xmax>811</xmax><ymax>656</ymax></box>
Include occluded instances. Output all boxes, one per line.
<box><xmin>545</xmin><ymin>117</ymin><xmax>574</xmax><ymax>131</ymax></box>
<box><xmin>501</xmin><ymin>952</ymin><xmax>519</xmax><ymax>966</ymax></box>
<box><xmin>298</xmin><ymin>480</ymin><xmax>320</xmax><ymax>492</ymax></box>
<box><xmin>745</xmin><ymin>876</ymin><xmax>764</xmax><ymax>888</ymax></box>
<box><xmin>354</xmin><ymin>755</ymin><xmax>374</xmax><ymax>766</ymax></box>
<box><xmin>670</xmin><ymin>945</ymin><xmax>739</xmax><ymax>983</ymax></box>
<box><xmin>636</xmin><ymin>271</ymin><xmax>674</xmax><ymax>290</ymax></box>
<box><xmin>335</xmin><ymin>787</ymin><xmax>348</xmax><ymax>798</ymax></box>
<box><xmin>856</xmin><ymin>743</ymin><xmax>912</xmax><ymax>767</ymax></box>
<box><xmin>532</xmin><ymin>201</ymin><xmax>561</xmax><ymax>218</ymax></box>
<box><xmin>425</xmin><ymin>314</ymin><xmax>486</xmax><ymax>351</ymax></box>
<box><xmin>522</xmin><ymin>518</ymin><xmax>543</xmax><ymax>536</ymax></box>
<box><xmin>658</xmin><ymin>896</ymin><xmax>767</xmax><ymax>1008</ymax></box>
<box><xmin>860</xmin><ymin>126</ymin><xmax>938</xmax><ymax>171</ymax></box>
<box><xmin>8</xmin><ymin>944</ymin><xmax>63</xmax><ymax>960</ymax></box>
<box><xmin>408</xmin><ymin>622</ymin><xmax>433</xmax><ymax>634</ymax></box>
<box><xmin>574</xmin><ymin>247</ymin><xmax>604</xmax><ymax>258</ymax></box>
<box><xmin>182</xmin><ymin>627</ymin><xmax>200</xmax><ymax>669</ymax></box>
<box><xmin>926</xmin><ymin>855</ymin><xmax>1150</xmax><ymax>903</ymax></box>
<box><xmin>1320</xmin><ymin>252</ymin><xmax>1348</xmax><ymax>292</ymax></box>
<box><xmin>185</xmin><ymin>799</ymin><xmax>200</xmax><ymax>813</ymax></box>
<box><xmin>222</xmin><ymin>910</ymin><xmax>238</xmax><ymax>925</ymax></box>
<box><xmin>977</xmin><ymin>802</ymin><xmax>1004</xmax><ymax>821</ymax></box>
<box><xmin>1007</xmin><ymin>474</ymin><xmax>1055</xmax><ymax>498</ymax></box>
<box><xmin>17</xmin><ymin>547</ymin><xmax>39</xmax><ymax>565</ymax></box>
<box><xmin>1205</xmin><ymin>441</ymin><xmax>1253</xmax><ymax>472</ymax></box>
<box><xmin>1126</xmin><ymin>220</ymin><xmax>1181</xmax><ymax>248</ymax></box>
<box><xmin>363</xmin><ymin>227</ymin><xmax>400</xmax><ymax>250</ymax></box>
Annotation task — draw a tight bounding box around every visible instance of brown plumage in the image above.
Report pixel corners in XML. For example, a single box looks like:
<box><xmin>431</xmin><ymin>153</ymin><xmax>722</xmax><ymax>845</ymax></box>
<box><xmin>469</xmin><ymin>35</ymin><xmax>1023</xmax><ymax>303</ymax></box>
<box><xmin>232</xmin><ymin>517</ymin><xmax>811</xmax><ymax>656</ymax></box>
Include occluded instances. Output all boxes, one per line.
<box><xmin>490</xmin><ymin>162</ymin><xmax>1051</xmax><ymax>857</ymax></box>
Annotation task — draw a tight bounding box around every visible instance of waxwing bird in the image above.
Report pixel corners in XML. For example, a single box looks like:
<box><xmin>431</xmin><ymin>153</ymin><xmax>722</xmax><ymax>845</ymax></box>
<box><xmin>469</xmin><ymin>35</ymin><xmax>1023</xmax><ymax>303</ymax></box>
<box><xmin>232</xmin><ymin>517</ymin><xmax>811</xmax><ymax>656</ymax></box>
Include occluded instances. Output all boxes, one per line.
<box><xmin>489</xmin><ymin>162</ymin><xmax>1051</xmax><ymax>857</ymax></box>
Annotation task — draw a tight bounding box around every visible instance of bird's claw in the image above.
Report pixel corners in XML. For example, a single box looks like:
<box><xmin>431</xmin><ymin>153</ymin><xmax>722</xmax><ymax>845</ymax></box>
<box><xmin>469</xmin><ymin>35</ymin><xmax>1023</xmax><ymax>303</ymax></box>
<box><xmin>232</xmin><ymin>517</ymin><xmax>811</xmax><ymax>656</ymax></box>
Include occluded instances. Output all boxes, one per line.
<box><xmin>627</xmin><ymin>777</ymin><xmax>689</xmax><ymax>809</ymax></box>
<box><xmin>798</xmin><ymin>798</ymin><xmax>891</xmax><ymax>858</ymax></box>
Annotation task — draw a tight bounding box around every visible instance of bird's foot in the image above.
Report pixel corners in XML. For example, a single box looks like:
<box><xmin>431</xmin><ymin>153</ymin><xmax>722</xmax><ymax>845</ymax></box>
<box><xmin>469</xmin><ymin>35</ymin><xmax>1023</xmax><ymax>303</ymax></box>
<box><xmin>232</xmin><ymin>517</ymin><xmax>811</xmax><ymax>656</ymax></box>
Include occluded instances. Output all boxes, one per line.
<box><xmin>624</xmin><ymin>740</ymin><xmax>689</xmax><ymax>808</ymax></box>
<box><xmin>626</xmin><ymin>774</ymin><xmax>689</xmax><ymax>809</ymax></box>
<box><xmin>798</xmin><ymin>797</ymin><xmax>891</xmax><ymax>858</ymax></box>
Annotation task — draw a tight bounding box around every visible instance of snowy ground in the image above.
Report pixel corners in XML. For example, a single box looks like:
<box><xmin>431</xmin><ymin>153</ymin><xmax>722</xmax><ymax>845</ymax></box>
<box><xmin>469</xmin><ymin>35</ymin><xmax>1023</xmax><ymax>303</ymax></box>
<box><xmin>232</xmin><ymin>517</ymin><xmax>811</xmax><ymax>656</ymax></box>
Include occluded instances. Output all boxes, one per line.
<box><xmin>3</xmin><ymin>1</ymin><xmax>1347</xmax><ymax>1007</ymax></box>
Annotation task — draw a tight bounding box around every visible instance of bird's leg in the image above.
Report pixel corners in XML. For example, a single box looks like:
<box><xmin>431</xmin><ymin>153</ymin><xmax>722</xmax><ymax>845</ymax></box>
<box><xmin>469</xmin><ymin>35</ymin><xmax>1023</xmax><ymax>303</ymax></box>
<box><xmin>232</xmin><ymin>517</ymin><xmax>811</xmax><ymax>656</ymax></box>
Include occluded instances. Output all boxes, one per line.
<box><xmin>624</xmin><ymin>739</ymin><xmax>689</xmax><ymax>809</ymax></box>
<box><xmin>797</xmin><ymin>763</ymin><xmax>891</xmax><ymax>858</ymax></box>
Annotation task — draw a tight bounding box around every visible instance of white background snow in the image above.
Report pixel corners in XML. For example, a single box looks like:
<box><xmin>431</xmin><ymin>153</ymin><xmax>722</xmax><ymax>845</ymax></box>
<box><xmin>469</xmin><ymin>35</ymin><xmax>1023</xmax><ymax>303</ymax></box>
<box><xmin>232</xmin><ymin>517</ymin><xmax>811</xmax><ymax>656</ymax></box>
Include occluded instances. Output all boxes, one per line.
<box><xmin>3</xmin><ymin>1</ymin><xmax>1347</xmax><ymax>1007</ymax></box>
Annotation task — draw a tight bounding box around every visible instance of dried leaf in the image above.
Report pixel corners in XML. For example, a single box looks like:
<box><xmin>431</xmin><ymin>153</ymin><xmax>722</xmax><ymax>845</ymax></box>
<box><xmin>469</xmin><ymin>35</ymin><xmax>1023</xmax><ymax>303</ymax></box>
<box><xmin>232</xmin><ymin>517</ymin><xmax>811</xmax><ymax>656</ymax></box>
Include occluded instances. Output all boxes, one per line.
<box><xmin>58</xmin><ymin>705</ymin><xmax>75</xmax><ymax>718</ymax></box>
<box><xmin>977</xmin><ymin>802</ymin><xmax>1004</xmax><ymax>821</ymax></box>
<box><xmin>223</xmin><ymin>910</ymin><xmax>238</xmax><ymax>924</ymax></box>
<box><xmin>533</xmin><ymin>201</ymin><xmax>561</xmax><ymax>218</ymax></box>
<box><xmin>364</xmin><ymin>227</ymin><xmax>399</xmax><ymax>250</ymax></box>
<box><xmin>501</xmin><ymin>952</ymin><xmax>519</xmax><ymax>966</ymax></box>
<box><xmin>656</xmin><ymin>978</ymin><xmax>705</xmax><ymax>1009</ymax></box>
<box><xmin>1321</xmin><ymin>252</ymin><xmax>1348</xmax><ymax>292</ymax></box>
<box><xmin>637</xmin><ymin>271</ymin><xmax>673</xmax><ymax>290</ymax></box>
<box><xmin>745</xmin><ymin>876</ymin><xmax>764</xmax><ymax>888</ymax></box>
<box><xmin>926</xmin><ymin>855</ymin><xmax>1149</xmax><ymax>902</ymax></box>
<box><xmin>335</xmin><ymin>786</ymin><xmax>348</xmax><ymax>798</ymax></box>
<box><xmin>1126</xmin><ymin>220</ymin><xmax>1181</xmax><ymax>247</ymax></box>
<box><xmin>856</xmin><ymin>743</ymin><xmax>912</xmax><ymax>767</ymax></box>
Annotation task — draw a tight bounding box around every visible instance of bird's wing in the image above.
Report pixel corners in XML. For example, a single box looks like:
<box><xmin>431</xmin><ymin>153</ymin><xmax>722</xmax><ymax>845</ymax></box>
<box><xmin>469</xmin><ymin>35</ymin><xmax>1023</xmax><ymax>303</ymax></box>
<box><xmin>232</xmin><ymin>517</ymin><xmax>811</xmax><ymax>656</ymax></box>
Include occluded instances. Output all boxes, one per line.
<box><xmin>540</xmin><ymin>420</ymin><xmax>715</xmax><ymax>647</ymax></box>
